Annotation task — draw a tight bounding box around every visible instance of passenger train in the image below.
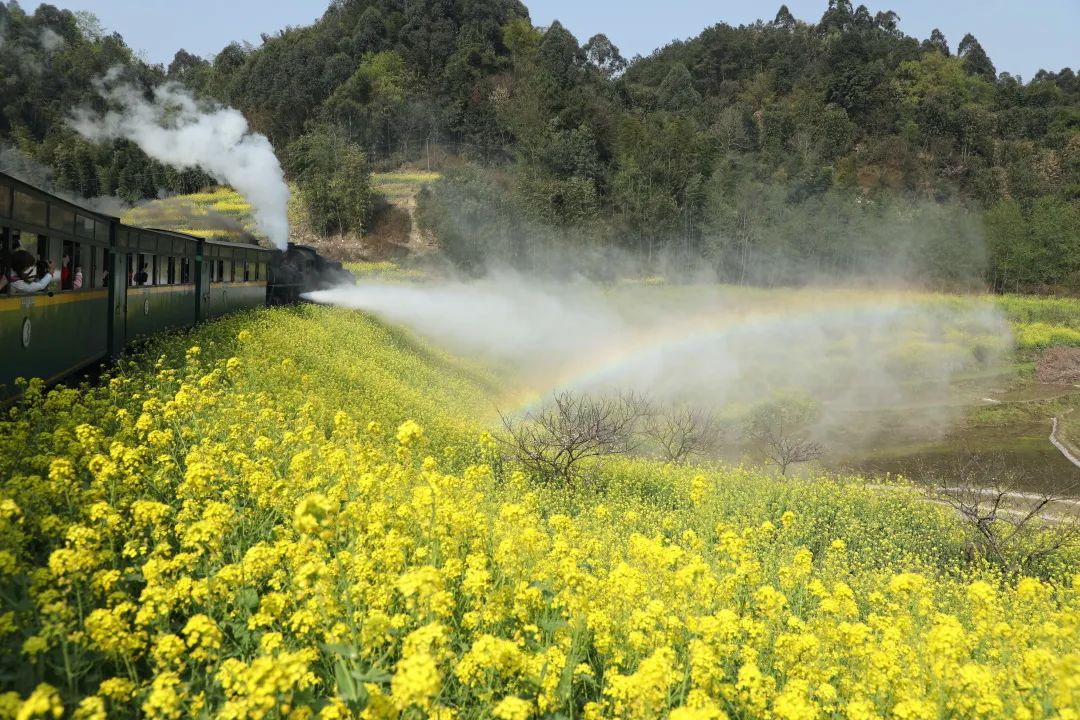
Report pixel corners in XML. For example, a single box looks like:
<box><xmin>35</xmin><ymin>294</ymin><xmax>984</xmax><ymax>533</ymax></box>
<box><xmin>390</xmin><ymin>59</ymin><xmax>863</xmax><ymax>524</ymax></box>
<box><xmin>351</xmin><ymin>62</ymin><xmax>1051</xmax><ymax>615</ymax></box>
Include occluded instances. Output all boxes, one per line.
<box><xmin>0</xmin><ymin>171</ymin><xmax>352</xmax><ymax>398</ymax></box>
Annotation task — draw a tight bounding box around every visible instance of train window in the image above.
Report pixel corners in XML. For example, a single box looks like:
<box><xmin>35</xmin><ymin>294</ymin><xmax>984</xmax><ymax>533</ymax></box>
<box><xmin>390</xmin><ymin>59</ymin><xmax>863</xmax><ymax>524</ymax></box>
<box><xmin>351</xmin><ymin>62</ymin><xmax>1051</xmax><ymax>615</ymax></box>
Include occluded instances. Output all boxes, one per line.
<box><xmin>217</xmin><ymin>259</ymin><xmax>225</xmax><ymax>282</ymax></box>
<box><xmin>157</xmin><ymin>255</ymin><xmax>168</xmax><ymax>285</ymax></box>
<box><xmin>242</xmin><ymin>261</ymin><xmax>250</xmax><ymax>282</ymax></box>
<box><xmin>167</xmin><ymin>257</ymin><xmax>176</xmax><ymax>284</ymax></box>
<box><xmin>17</xmin><ymin>233</ymin><xmax>48</xmax><ymax>259</ymax></box>
<box><xmin>135</xmin><ymin>253</ymin><xmax>153</xmax><ymax>285</ymax></box>
<box><xmin>180</xmin><ymin>257</ymin><xmax>191</xmax><ymax>284</ymax></box>
<box><xmin>0</xmin><ymin>183</ymin><xmax>10</xmax><ymax>216</ymax></box>
<box><xmin>50</xmin><ymin>207</ymin><xmax>75</xmax><ymax>235</ymax></box>
<box><xmin>76</xmin><ymin>215</ymin><xmax>95</xmax><ymax>238</ymax></box>
<box><xmin>1</xmin><ymin>226</ymin><xmax>11</xmax><ymax>253</ymax></box>
<box><xmin>125</xmin><ymin>253</ymin><xmax>133</xmax><ymax>286</ymax></box>
<box><xmin>13</xmin><ymin>191</ymin><xmax>47</xmax><ymax>226</ymax></box>
<box><xmin>95</xmin><ymin>221</ymin><xmax>109</xmax><ymax>243</ymax></box>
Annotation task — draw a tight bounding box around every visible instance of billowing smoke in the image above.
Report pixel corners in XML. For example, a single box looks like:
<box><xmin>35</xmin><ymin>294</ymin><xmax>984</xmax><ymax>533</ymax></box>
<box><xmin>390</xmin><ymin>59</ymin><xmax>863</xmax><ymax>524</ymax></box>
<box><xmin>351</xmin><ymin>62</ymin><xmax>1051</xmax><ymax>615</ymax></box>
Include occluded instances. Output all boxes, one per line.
<box><xmin>307</xmin><ymin>275</ymin><xmax>1013</xmax><ymax>453</ymax></box>
<box><xmin>70</xmin><ymin>69</ymin><xmax>290</xmax><ymax>250</ymax></box>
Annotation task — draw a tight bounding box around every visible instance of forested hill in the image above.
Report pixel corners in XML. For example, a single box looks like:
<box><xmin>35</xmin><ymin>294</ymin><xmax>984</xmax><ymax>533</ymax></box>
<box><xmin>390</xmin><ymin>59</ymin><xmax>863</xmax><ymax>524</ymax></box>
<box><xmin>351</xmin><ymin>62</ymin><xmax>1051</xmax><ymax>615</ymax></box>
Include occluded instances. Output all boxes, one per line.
<box><xmin>1</xmin><ymin>0</ymin><xmax>1078</xmax><ymax>289</ymax></box>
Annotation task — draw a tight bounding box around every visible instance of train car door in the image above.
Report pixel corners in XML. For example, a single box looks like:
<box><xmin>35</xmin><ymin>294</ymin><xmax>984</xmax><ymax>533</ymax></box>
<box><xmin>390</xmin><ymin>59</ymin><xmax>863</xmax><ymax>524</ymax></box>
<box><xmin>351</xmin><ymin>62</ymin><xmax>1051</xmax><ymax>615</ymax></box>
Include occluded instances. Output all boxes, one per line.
<box><xmin>195</xmin><ymin>240</ymin><xmax>210</xmax><ymax>321</ymax></box>
<box><xmin>107</xmin><ymin>229</ymin><xmax>127</xmax><ymax>357</ymax></box>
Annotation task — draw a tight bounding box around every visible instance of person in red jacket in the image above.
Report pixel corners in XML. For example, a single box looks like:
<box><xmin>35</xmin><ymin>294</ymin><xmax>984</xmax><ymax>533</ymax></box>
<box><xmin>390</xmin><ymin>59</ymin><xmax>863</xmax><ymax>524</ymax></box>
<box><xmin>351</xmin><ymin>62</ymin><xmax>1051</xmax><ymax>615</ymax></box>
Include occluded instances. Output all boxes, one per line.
<box><xmin>60</xmin><ymin>253</ymin><xmax>72</xmax><ymax>290</ymax></box>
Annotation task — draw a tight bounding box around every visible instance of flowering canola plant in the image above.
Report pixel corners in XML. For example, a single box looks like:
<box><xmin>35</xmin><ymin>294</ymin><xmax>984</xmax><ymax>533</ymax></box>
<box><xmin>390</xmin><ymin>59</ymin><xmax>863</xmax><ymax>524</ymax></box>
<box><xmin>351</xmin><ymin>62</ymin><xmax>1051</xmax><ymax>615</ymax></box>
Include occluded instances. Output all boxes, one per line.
<box><xmin>1</xmin><ymin>305</ymin><xmax>1078</xmax><ymax>719</ymax></box>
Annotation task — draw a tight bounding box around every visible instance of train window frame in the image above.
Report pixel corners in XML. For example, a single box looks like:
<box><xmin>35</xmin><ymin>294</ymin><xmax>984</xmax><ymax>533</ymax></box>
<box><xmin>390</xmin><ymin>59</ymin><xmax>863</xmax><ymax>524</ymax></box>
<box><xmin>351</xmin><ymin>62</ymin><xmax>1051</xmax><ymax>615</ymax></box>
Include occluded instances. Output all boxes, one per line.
<box><xmin>76</xmin><ymin>215</ymin><xmax>95</xmax><ymax>239</ymax></box>
<box><xmin>50</xmin><ymin>207</ymin><xmax>75</xmax><ymax>235</ymax></box>
<box><xmin>90</xmin><ymin>246</ymin><xmax>102</xmax><ymax>289</ymax></box>
<box><xmin>34</xmin><ymin>234</ymin><xmax>47</xmax><ymax>258</ymax></box>
<box><xmin>13</xmin><ymin>191</ymin><xmax>47</xmax><ymax>226</ymax></box>
<box><xmin>136</xmin><ymin>252</ymin><xmax>155</xmax><ymax>286</ymax></box>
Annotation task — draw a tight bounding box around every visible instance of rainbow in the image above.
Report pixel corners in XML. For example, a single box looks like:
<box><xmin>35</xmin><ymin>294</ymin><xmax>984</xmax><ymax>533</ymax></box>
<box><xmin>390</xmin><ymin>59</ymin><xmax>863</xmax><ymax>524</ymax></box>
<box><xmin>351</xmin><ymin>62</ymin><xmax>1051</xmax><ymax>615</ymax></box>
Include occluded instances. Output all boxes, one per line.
<box><xmin>499</xmin><ymin>289</ymin><xmax>991</xmax><ymax>415</ymax></box>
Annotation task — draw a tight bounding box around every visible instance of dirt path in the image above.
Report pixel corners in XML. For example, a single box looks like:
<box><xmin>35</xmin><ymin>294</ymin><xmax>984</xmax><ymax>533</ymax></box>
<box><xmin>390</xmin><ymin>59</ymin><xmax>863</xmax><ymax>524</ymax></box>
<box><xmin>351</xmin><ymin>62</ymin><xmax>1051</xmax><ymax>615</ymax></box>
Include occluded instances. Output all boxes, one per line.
<box><xmin>1050</xmin><ymin>414</ymin><xmax>1080</xmax><ymax>470</ymax></box>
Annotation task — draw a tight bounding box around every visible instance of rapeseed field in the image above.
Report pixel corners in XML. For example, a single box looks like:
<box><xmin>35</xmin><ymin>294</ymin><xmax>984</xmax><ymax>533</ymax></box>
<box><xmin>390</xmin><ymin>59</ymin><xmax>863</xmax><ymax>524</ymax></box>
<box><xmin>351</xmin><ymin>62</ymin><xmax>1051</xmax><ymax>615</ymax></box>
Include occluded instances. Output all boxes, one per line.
<box><xmin>1</xmin><ymin>305</ymin><xmax>1078</xmax><ymax>719</ymax></box>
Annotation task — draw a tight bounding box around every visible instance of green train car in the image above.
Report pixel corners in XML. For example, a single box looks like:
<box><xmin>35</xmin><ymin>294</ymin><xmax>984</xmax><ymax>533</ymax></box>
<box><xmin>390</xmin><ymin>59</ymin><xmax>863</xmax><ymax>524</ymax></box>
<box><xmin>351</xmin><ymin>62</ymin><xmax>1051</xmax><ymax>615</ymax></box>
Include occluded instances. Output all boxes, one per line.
<box><xmin>0</xmin><ymin>171</ymin><xmax>276</xmax><ymax>397</ymax></box>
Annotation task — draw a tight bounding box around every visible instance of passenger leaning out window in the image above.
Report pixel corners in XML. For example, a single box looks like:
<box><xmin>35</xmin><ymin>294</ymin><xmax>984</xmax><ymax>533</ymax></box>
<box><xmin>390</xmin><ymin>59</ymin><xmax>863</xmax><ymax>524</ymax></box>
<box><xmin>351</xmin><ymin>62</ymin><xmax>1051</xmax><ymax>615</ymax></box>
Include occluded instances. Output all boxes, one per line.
<box><xmin>73</xmin><ymin>264</ymin><xmax>83</xmax><ymax>290</ymax></box>
<box><xmin>9</xmin><ymin>250</ymin><xmax>54</xmax><ymax>294</ymax></box>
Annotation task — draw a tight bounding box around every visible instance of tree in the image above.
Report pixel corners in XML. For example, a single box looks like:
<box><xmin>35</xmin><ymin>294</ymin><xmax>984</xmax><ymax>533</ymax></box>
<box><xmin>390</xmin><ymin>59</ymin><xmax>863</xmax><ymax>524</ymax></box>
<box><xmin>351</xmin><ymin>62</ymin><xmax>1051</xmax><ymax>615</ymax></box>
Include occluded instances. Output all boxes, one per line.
<box><xmin>286</xmin><ymin>125</ymin><xmax>373</xmax><ymax>236</ymax></box>
<box><xmin>922</xmin><ymin>28</ymin><xmax>949</xmax><ymax>56</ymax></box>
<box><xmin>167</xmin><ymin>49</ymin><xmax>209</xmax><ymax>87</ymax></box>
<box><xmin>958</xmin><ymin>33</ymin><xmax>995</xmax><ymax>81</ymax></box>
<box><xmin>583</xmin><ymin>33</ymin><xmax>626</xmax><ymax>79</ymax></box>
<box><xmin>656</xmin><ymin>63</ymin><xmax>702</xmax><ymax>112</ymax></box>
<box><xmin>536</xmin><ymin>20</ymin><xmax>584</xmax><ymax>92</ymax></box>
<box><xmin>927</xmin><ymin>452</ymin><xmax>1080</xmax><ymax>575</ymax></box>
<box><xmin>498</xmin><ymin>391</ymin><xmax>651</xmax><ymax>485</ymax></box>
<box><xmin>644</xmin><ymin>404</ymin><xmax>723</xmax><ymax>462</ymax></box>
<box><xmin>773</xmin><ymin>5</ymin><xmax>796</xmax><ymax>31</ymax></box>
<box><xmin>744</xmin><ymin>396</ymin><xmax>825</xmax><ymax>475</ymax></box>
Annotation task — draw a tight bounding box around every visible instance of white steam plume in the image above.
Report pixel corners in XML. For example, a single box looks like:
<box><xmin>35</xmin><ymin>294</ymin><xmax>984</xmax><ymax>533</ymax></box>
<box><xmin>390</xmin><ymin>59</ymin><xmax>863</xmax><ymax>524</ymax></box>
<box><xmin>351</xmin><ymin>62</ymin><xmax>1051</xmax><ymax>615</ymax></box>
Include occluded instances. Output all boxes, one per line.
<box><xmin>70</xmin><ymin>70</ymin><xmax>289</xmax><ymax>250</ymax></box>
<box><xmin>308</xmin><ymin>275</ymin><xmax>1013</xmax><ymax>453</ymax></box>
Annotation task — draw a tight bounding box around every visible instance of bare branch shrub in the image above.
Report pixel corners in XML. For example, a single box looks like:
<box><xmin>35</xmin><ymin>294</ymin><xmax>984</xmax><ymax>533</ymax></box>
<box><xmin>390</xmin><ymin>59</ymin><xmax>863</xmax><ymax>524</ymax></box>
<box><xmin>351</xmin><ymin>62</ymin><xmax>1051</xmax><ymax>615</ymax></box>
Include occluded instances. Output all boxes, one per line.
<box><xmin>498</xmin><ymin>390</ymin><xmax>652</xmax><ymax>485</ymax></box>
<box><xmin>927</xmin><ymin>452</ymin><xmax>1080</xmax><ymax>575</ymax></box>
<box><xmin>743</xmin><ymin>396</ymin><xmax>824</xmax><ymax>475</ymax></box>
<box><xmin>644</xmin><ymin>404</ymin><xmax>724</xmax><ymax>462</ymax></box>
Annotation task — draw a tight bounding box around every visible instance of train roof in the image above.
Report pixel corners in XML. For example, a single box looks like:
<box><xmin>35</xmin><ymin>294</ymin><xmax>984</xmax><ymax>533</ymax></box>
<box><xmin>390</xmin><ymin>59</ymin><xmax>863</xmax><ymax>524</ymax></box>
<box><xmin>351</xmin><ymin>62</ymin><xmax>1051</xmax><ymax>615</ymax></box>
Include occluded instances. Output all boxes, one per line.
<box><xmin>204</xmin><ymin>236</ymin><xmax>277</xmax><ymax>254</ymax></box>
<box><xmin>0</xmin><ymin>170</ymin><xmax>120</xmax><ymax>223</ymax></box>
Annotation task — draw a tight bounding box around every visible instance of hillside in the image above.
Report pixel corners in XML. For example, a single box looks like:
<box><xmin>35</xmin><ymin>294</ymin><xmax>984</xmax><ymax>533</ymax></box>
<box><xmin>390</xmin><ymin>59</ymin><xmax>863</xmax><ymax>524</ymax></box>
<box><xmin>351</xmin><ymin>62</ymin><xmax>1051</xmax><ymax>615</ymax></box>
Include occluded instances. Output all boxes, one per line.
<box><xmin>2</xmin><ymin>303</ymin><xmax>1078</xmax><ymax>717</ymax></box>
<box><xmin>2</xmin><ymin>1</ymin><xmax>1077</xmax><ymax>288</ymax></box>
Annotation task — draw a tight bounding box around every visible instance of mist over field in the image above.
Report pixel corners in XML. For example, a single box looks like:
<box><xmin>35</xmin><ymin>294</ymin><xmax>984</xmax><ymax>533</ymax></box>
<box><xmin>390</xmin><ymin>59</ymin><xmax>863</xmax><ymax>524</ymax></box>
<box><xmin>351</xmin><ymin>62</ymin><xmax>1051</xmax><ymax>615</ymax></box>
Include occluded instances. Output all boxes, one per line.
<box><xmin>309</xmin><ymin>275</ymin><xmax>1014</xmax><ymax>451</ymax></box>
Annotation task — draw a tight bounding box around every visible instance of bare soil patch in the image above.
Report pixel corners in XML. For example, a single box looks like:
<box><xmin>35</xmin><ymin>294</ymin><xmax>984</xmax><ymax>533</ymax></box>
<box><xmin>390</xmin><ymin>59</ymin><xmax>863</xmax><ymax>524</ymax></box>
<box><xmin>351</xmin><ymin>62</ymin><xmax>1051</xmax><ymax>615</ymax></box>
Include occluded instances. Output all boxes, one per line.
<box><xmin>1036</xmin><ymin>347</ymin><xmax>1080</xmax><ymax>385</ymax></box>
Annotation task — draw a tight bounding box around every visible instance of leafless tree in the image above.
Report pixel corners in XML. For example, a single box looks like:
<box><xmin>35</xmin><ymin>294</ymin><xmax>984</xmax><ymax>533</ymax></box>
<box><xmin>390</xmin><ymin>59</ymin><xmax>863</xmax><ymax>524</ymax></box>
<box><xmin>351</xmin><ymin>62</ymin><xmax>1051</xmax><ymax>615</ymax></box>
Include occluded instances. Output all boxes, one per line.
<box><xmin>926</xmin><ymin>452</ymin><xmax>1080</xmax><ymax>574</ymax></box>
<box><xmin>644</xmin><ymin>404</ymin><xmax>724</xmax><ymax>462</ymax></box>
<box><xmin>498</xmin><ymin>390</ymin><xmax>652</xmax><ymax>485</ymax></box>
<box><xmin>743</xmin><ymin>397</ymin><xmax>824</xmax><ymax>475</ymax></box>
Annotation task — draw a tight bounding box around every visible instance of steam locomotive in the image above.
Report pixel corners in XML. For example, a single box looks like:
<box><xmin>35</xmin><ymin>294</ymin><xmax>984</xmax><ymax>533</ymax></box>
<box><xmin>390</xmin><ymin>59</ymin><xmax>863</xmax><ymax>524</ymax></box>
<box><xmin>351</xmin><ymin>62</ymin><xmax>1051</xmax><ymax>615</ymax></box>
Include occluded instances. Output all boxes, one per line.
<box><xmin>0</xmin><ymin>171</ymin><xmax>353</xmax><ymax>398</ymax></box>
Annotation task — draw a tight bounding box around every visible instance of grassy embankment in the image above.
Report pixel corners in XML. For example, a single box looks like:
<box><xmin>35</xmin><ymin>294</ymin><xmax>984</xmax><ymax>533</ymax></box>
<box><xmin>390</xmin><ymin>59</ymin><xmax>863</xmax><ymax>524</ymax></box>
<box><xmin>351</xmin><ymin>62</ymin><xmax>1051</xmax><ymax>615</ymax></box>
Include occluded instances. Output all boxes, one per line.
<box><xmin>122</xmin><ymin>188</ymin><xmax>259</xmax><ymax>242</ymax></box>
<box><xmin>2</xmin><ymin>298</ymin><xmax>1078</xmax><ymax>718</ymax></box>
<box><xmin>983</xmin><ymin>295</ymin><xmax>1080</xmax><ymax>453</ymax></box>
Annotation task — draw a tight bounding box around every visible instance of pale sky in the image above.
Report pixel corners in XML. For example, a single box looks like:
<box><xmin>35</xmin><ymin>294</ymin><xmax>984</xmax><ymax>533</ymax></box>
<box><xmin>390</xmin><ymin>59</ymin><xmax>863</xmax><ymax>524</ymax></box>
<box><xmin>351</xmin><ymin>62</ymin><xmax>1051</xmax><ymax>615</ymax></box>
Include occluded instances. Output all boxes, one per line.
<box><xmin>30</xmin><ymin>0</ymin><xmax>1080</xmax><ymax>81</ymax></box>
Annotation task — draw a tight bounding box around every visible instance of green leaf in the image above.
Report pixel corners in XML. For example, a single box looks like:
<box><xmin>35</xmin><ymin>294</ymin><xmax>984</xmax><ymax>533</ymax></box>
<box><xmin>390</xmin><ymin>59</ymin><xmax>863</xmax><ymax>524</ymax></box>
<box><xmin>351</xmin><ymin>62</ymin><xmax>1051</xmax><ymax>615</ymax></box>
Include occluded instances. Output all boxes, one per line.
<box><xmin>335</xmin><ymin>660</ymin><xmax>359</xmax><ymax>702</ymax></box>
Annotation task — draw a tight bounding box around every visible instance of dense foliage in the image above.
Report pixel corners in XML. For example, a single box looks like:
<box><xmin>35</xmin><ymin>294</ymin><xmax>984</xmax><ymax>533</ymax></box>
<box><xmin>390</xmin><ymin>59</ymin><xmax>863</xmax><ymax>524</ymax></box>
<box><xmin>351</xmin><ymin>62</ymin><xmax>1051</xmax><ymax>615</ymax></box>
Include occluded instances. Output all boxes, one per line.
<box><xmin>0</xmin><ymin>2</ymin><xmax>214</xmax><ymax>200</ymax></box>
<box><xmin>286</xmin><ymin>126</ymin><xmax>374</xmax><ymax>236</ymax></box>
<box><xmin>2</xmin><ymin>305</ymin><xmax>1078</xmax><ymax>718</ymax></box>
<box><xmin>1</xmin><ymin>0</ymin><xmax>1077</xmax><ymax>286</ymax></box>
